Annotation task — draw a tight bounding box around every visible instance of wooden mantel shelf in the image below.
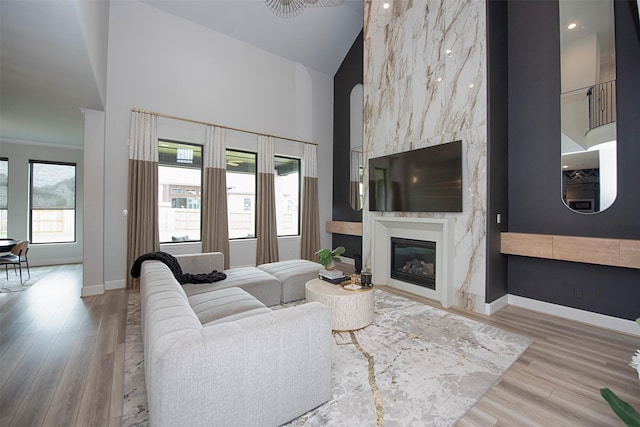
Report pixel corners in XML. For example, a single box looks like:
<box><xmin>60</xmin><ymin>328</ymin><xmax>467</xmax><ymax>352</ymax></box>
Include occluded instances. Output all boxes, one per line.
<box><xmin>501</xmin><ymin>232</ymin><xmax>640</xmax><ymax>269</ymax></box>
<box><xmin>326</xmin><ymin>221</ymin><xmax>363</xmax><ymax>236</ymax></box>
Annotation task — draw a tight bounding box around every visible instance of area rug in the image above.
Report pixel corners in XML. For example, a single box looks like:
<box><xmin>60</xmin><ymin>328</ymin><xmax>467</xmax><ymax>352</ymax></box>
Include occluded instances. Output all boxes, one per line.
<box><xmin>122</xmin><ymin>290</ymin><xmax>531</xmax><ymax>427</ymax></box>
<box><xmin>0</xmin><ymin>265</ymin><xmax>52</xmax><ymax>292</ymax></box>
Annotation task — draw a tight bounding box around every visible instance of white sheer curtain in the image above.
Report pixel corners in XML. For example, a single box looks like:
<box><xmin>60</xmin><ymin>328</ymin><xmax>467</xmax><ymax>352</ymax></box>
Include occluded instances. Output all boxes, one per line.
<box><xmin>126</xmin><ymin>111</ymin><xmax>159</xmax><ymax>289</ymax></box>
<box><xmin>300</xmin><ymin>143</ymin><xmax>320</xmax><ymax>261</ymax></box>
<box><xmin>256</xmin><ymin>135</ymin><xmax>279</xmax><ymax>264</ymax></box>
<box><xmin>201</xmin><ymin>126</ymin><xmax>230</xmax><ymax>268</ymax></box>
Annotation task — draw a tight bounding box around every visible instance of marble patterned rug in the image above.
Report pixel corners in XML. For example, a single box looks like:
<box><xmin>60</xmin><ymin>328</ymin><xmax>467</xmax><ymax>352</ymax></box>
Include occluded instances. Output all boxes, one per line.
<box><xmin>122</xmin><ymin>289</ymin><xmax>531</xmax><ymax>426</ymax></box>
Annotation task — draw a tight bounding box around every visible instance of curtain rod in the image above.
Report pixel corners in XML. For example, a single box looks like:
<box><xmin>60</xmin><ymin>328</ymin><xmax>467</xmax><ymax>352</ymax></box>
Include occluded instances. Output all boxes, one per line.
<box><xmin>130</xmin><ymin>108</ymin><xmax>317</xmax><ymax>146</ymax></box>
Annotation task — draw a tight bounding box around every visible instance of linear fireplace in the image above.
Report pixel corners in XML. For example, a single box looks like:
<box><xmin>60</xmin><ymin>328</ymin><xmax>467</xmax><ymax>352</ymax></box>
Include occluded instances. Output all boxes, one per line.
<box><xmin>390</xmin><ymin>237</ymin><xmax>436</xmax><ymax>290</ymax></box>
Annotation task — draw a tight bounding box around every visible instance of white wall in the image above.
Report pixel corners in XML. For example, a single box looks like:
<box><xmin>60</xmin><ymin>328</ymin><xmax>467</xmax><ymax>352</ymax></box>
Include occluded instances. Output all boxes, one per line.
<box><xmin>561</xmin><ymin>33</ymin><xmax>599</xmax><ymax>92</ymax></box>
<box><xmin>0</xmin><ymin>140</ymin><xmax>84</xmax><ymax>266</ymax></box>
<box><xmin>99</xmin><ymin>0</ymin><xmax>333</xmax><ymax>288</ymax></box>
<box><xmin>75</xmin><ymin>0</ymin><xmax>110</xmax><ymax>106</ymax></box>
<box><xmin>82</xmin><ymin>109</ymin><xmax>105</xmax><ymax>296</ymax></box>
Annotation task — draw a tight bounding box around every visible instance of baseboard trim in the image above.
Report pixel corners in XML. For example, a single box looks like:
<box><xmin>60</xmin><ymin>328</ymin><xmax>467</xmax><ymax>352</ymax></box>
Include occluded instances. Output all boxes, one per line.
<box><xmin>81</xmin><ymin>284</ymin><xmax>105</xmax><ymax>297</ymax></box>
<box><xmin>30</xmin><ymin>257</ymin><xmax>83</xmax><ymax>268</ymax></box>
<box><xmin>105</xmin><ymin>280</ymin><xmax>126</xmax><ymax>290</ymax></box>
<box><xmin>485</xmin><ymin>294</ymin><xmax>509</xmax><ymax>315</ymax></box>
<box><xmin>508</xmin><ymin>294</ymin><xmax>640</xmax><ymax>336</ymax></box>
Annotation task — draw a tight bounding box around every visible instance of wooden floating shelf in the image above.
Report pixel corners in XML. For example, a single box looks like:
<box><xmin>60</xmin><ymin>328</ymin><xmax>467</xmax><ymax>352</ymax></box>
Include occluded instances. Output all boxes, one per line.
<box><xmin>501</xmin><ymin>232</ymin><xmax>640</xmax><ymax>269</ymax></box>
<box><xmin>326</xmin><ymin>221</ymin><xmax>363</xmax><ymax>236</ymax></box>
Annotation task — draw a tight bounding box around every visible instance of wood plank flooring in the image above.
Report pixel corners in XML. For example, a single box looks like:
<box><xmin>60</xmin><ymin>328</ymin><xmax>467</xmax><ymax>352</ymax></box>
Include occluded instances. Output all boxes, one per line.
<box><xmin>0</xmin><ymin>266</ymin><xmax>638</xmax><ymax>426</ymax></box>
<box><xmin>0</xmin><ymin>264</ymin><xmax>127</xmax><ymax>427</ymax></box>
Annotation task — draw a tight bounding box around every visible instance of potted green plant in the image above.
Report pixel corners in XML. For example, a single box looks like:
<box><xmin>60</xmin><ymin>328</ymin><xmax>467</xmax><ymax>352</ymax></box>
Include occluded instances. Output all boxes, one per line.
<box><xmin>315</xmin><ymin>246</ymin><xmax>346</xmax><ymax>270</ymax></box>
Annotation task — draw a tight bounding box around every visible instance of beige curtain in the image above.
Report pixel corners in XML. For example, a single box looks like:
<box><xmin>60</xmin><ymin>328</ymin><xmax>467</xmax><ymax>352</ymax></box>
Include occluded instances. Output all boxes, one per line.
<box><xmin>126</xmin><ymin>111</ymin><xmax>160</xmax><ymax>289</ymax></box>
<box><xmin>300</xmin><ymin>144</ymin><xmax>320</xmax><ymax>261</ymax></box>
<box><xmin>201</xmin><ymin>126</ymin><xmax>230</xmax><ymax>269</ymax></box>
<box><xmin>255</xmin><ymin>135</ymin><xmax>279</xmax><ymax>265</ymax></box>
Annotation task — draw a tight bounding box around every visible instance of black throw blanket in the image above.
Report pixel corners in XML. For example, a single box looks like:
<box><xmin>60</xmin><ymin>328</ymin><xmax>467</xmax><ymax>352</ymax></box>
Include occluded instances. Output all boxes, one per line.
<box><xmin>130</xmin><ymin>251</ymin><xmax>226</xmax><ymax>285</ymax></box>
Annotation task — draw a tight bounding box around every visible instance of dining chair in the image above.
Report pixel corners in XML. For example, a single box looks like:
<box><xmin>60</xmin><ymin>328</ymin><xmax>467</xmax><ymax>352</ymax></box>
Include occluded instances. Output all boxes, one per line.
<box><xmin>0</xmin><ymin>240</ymin><xmax>31</xmax><ymax>283</ymax></box>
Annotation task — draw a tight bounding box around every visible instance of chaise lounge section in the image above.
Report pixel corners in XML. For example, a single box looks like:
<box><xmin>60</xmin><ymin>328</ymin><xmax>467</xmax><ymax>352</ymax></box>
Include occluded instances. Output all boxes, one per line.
<box><xmin>140</xmin><ymin>259</ymin><xmax>332</xmax><ymax>426</ymax></box>
<box><xmin>177</xmin><ymin>252</ymin><xmax>320</xmax><ymax>306</ymax></box>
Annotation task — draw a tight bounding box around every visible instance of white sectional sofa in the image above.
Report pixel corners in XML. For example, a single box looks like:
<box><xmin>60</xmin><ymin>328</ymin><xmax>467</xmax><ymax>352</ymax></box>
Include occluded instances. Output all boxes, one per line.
<box><xmin>140</xmin><ymin>258</ymin><xmax>332</xmax><ymax>427</ymax></box>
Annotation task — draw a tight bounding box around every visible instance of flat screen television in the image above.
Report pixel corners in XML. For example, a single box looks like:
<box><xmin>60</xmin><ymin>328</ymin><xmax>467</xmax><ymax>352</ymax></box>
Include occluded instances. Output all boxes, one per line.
<box><xmin>369</xmin><ymin>140</ymin><xmax>462</xmax><ymax>212</ymax></box>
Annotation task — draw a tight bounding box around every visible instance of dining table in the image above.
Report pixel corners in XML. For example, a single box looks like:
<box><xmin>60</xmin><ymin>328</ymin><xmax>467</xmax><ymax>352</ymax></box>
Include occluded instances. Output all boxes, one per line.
<box><xmin>0</xmin><ymin>239</ymin><xmax>18</xmax><ymax>253</ymax></box>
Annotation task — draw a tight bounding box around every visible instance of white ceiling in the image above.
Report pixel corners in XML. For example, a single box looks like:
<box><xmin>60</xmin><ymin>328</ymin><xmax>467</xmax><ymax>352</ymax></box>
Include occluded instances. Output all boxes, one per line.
<box><xmin>0</xmin><ymin>0</ymin><xmax>104</xmax><ymax>147</ymax></box>
<box><xmin>0</xmin><ymin>0</ymin><xmax>363</xmax><ymax>148</ymax></box>
<box><xmin>141</xmin><ymin>0</ymin><xmax>364</xmax><ymax>76</ymax></box>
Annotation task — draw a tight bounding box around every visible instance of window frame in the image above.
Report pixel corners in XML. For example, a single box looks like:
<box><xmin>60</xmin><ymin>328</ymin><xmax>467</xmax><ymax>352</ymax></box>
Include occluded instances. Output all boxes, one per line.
<box><xmin>158</xmin><ymin>139</ymin><xmax>204</xmax><ymax>244</ymax></box>
<box><xmin>28</xmin><ymin>160</ymin><xmax>77</xmax><ymax>244</ymax></box>
<box><xmin>226</xmin><ymin>149</ymin><xmax>258</xmax><ymax>240</ymax></box>
<box><xmin>274</xmin><ymin>155</ymin><xmax>301</xmax><ymax>237</ymax></box>
<box><xmin>0</xmin><ymin>158</ymin><xmax>8</xmax><ymax>239</ymax></box>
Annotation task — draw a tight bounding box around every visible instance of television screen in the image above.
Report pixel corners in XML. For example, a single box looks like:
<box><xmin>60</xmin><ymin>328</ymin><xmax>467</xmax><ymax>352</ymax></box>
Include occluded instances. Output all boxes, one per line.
<box><xmin>369</xmin><ymin>140</ymin><xmax>462</xmax><ymax>212</ymax></box>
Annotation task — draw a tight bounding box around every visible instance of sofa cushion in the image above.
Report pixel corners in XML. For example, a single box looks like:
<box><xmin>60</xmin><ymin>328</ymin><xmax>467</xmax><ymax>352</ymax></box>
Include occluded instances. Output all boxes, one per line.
<box><xmin>188</xmin><ymin>287</ymin><xmax>271</xmax><ymax>325</ymax></box>
<box><xmin>175</xmin><ymin>252</ymin><xmax>224</xmax><ymax>275</ymax></box>
<box><xmin>257</xmin><ymin>259</ymin><xmax>320</xmax><ymax>303</ymax></box>
<box><xmin>183</xmin><ymin>266</ymin><xmax>281</xmax><ymax>306</ymax></box>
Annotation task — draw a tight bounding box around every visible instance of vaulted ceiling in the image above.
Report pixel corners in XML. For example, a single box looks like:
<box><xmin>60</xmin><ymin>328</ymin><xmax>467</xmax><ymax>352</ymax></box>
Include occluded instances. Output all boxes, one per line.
<box><xmin>0</xmin><ymin>0</ymin><xmax>363</xmax><ymax>148</ymax></box>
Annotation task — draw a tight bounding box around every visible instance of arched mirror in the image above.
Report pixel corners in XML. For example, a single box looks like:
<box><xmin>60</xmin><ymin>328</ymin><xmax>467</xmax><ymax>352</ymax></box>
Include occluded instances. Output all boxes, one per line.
<box><xmin>350</xmin><ymin>83</ymin><xmax>363</xmax><ymax>211</ymax></box>
<box><xmin>560</xmin><ymin>0</ymin><xmax>617</xmax><ymax>213</ymax></box>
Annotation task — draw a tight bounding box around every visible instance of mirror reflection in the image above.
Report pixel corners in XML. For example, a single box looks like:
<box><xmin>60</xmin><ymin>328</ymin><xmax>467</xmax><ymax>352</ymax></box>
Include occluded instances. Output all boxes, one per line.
<box><xmin>350</xmin><ymin>84</ymin><xmax>364</xmax><ymax>211</ymax></box>
<box><xmin>350</xmin><ymin>149</ymin><xmax>363</xmax><ymax>210</ymax></box>
<box><xmin>560</xmin><ymin>0</ymin><xmax>617</xmax><ymax>213</ymax></box>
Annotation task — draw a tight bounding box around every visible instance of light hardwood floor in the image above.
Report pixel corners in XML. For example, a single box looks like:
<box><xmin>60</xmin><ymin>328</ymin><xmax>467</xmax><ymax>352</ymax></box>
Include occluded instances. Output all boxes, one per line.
<box><xmin>0</xmin><ymin>264</ymin><xmax>127</xmax><ymax>427</ymax></box>
<box><xmin>0</xmin><ymin>265</ymin><xmax>638</xmax><ymax>426</ymax></box>
<box><xmin>385</xmin><ymin>288</ymin><xmax>640</xmax><ymax>427</ymax></box>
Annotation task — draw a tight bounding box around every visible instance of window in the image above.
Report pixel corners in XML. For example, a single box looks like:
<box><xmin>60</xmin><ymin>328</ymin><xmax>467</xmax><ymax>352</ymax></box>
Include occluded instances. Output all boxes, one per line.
<box><xmin>224</xmin><ymin>151</ymin><xmax>300</xmax><ymax>239</ymax></box>
<box><xmin>226</xmin><ymin>150</ymin><xmax>256</xmax><ymax>239</ymax></box>
<box><xmin>0</xmin><ymin>158</ymin><xmax>7</xmax><ymax>238</ymax></box>
<box><xmin>274</xmin><ymin>156</ymin><xmax>300</xmax><ymax>236</ymax></box>
<box><xmin>158</xmin><ymin>141</ymin><xmax>202</xmax><ymax>243</ymax></box>
<box><xmin>29</xmin><ymin>161</ymin><xmax>76</xmax><ymax>243</ymax></box>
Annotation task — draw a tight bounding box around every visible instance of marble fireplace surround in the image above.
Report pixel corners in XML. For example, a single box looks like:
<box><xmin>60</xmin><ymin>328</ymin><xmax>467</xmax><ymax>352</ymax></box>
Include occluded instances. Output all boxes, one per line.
<box><xmin>371</xmin><ymin>216</ymin><xmax>454</xmax><ymax>307</ymax></box>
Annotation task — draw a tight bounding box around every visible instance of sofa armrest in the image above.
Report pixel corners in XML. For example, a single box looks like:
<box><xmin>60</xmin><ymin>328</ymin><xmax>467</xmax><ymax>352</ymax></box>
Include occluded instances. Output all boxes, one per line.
<box><xmin>174</xmin><ymin>252</ymin><xmax>224</xmax><ymax>274</ymax></box>
<box><xmin>147</xmin><ymin>302</ymin><xmax>332</xmax><ymax>427</ymax></box>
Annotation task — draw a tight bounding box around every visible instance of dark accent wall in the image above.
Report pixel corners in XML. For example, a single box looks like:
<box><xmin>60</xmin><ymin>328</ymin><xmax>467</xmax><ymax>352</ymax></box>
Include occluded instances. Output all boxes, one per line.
<box><xmin>506</xmin><ymin>0</ymin><xmax>640</xmax><ymax>320</ymax></box>
<box><xmin>485</xmin><ymin>0</ymin><xmax>510</xmax><ymax>303</ymax></box>
<box><xmin>332</xmin><ymin>30</ymin><xmax>363</xmax><ymax>259</ymax></box>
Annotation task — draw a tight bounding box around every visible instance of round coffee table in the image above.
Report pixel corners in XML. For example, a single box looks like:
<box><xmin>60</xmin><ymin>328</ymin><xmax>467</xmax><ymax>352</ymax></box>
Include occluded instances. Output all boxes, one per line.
<box><xmin>305</xmin><ymin>278</ymin><xmax>375</xmax><ymax>331</ymax></box>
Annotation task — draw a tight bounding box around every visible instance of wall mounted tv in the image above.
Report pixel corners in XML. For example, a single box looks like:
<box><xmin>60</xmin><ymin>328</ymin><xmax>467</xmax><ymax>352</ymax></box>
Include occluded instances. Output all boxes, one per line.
<box><xmin>369</xmin><ymin>140</ymin><xmax>463</xmax><ymax>212</ymax></box>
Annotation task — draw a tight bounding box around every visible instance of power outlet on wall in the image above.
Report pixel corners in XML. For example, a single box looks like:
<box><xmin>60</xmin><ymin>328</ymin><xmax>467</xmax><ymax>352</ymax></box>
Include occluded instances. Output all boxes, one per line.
<box><xmin>573</xmin><ymin>288</ymin><xmax>583</xmax><ymax>299</ymax></box>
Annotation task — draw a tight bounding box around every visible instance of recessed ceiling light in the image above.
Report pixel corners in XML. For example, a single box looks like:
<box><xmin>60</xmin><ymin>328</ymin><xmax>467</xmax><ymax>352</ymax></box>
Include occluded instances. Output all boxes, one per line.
<box><xmin>469</xmin><ymin>83</ymin><xmax>474</xmax><ymax>88</ymax></box>
<box><xmin>383</xmin><ymin>2</ymin><xmax>390</xmax><ymax>9</ymax></box>
<box><xmin>568</xmin><ymin>23</ymin><xmax>577</xmax><ymax>30</ymax></box>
